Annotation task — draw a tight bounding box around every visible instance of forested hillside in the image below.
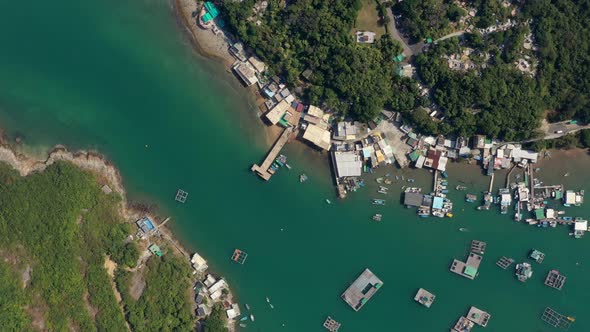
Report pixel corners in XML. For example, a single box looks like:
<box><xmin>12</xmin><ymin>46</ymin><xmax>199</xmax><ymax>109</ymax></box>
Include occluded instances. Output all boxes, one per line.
<box><xmin>222</xmin><ymin>0</ymin><xmax>420</xmax><ymax>120</ymax></box>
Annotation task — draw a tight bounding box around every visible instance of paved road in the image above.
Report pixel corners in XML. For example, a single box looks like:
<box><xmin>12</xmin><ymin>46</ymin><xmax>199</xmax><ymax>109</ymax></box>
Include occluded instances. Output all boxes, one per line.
<box><xmin>383</xmin><ymin>3</ymin><xmax>466</xmax><ymax>58</ymax></box>
<box><xmin>384</xmin><ymin>6</ymin><xmax>414</xmax><ymax>57</ymax></box>
<box><xmin>528</xmin><ymin>121</ymin><xmax>590</xmax><ymax>142</ymax></box>
<box><xmin>435</xmin><ymin>30</ymin><xmax>465</xmax><ymax>42</ymax></box>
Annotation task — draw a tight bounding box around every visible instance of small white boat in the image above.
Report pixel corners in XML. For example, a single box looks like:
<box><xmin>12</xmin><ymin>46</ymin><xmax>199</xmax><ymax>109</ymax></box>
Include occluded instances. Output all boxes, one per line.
<box><xmin>459</xmin><ymin>228</ymin><xmax>469</xmax><ymax>232</ymax></box>
<box><xmin>325</xmin><ymin>199</ymin><xmax>331</xmax><ymax>204</ymax></box>
<box><xmin>250</xmin><ymin>314</ymin><xmax>255</xmax><ymax>322</ymax></box>
<box><xmin>245</xmin><ymin>304</ymin><xmax>250</xmax><ymax>310</ymax></box>
<box><xmin>266</xmin><ymin>297</ymin><xmax>270</xmax><ymax>303</ymax></box>
<box><xmin>269</xmin><ymin>303</ymin><xmax>274</xmax><ymax>309</ymax></box>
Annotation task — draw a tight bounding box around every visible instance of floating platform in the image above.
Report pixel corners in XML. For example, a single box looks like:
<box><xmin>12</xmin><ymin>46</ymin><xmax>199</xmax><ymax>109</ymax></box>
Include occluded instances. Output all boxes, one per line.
<box><xmin>414</xmin><ymin>288</ymin><xmax>435</xmax><ymax>308</ymax></box>
<box><xmin>450</xmin><ymin>253</ymin><xmax>482</xmax><ymax>280</ymax></box>
<box><xmin>467</xmin><ymin>306</ymin><xmax>491</xmax><ymax>327</ymax></box>
<box><xmin>496</xmin><ymin>257</ymin><xmax>515</xmax><ymax>270</ymax></box>
<box><xmin>529</xmin><ymin>249</ymin><xmax>545</xmax><ymax>263</ymax></box>
<box><xmin>541</xmin><ymin>307</ymin><xmax>572</xmax><ymax>330</ymax></box>
<box><xmin>341</xmin><ymin>268</ymin><xmax>383</xmax><ymax>312</ymax></box>
<box><xmin>175</xmin><ymin>189</ymin><xmax>188</xmax><ymax>203</ymax></box>
<box><xmin>545</xmin><ymin>270</ymin><xmax>566</xmax><ymax>290</ymax></box>
<box><xmin>231</xmin><ymin>249</ymin><xmax>248</xmax><ymax>265</ymax></box>
<box><xmin>323</xmin><ymin>316</ymin><xmax>341</xmax><ymax>331</ymax></box>
<box><xmin>470</xmin><ymin>240</ymin><xmax>487</xmax><ymax>255</ymax></box>
<box><xmin>452</xmin><ymin>316</ymin><xmax>475</xmax><ymax>332</ymax></box>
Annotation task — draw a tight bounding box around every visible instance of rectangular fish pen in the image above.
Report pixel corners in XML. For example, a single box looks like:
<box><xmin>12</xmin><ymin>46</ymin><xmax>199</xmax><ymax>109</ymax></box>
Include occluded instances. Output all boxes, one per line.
<box><xmin>541</xmin><ymin>307</ymin><xmax>572</xmax><ymax>330</ymax></box>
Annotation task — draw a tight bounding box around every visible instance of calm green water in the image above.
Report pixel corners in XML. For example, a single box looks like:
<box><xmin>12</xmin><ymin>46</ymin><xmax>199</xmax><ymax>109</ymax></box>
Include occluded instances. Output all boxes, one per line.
<box><xmin>1</xmin><ymin>1</ymin><xmax>590</xmax><ymax>331</ymax></box>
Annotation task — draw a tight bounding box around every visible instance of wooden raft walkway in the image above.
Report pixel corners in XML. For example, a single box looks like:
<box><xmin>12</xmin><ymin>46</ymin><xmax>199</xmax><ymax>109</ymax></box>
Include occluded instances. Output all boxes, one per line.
<box><xmin>251</xmin><ymin>127</ymin><xmax>293</xmax><ymax>180</ymax></box>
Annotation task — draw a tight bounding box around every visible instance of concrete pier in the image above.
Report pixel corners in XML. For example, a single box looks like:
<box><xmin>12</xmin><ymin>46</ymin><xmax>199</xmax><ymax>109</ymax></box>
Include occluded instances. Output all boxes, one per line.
<box><xmin>251</xmin><ymin>127</ymin><xmax>293</xmax><ymax>180</ymax></box>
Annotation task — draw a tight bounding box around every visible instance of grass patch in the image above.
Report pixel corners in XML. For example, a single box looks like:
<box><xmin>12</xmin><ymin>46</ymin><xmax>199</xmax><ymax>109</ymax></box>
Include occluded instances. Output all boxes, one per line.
<box><xmin>354</xmin><ymin>0</ymin><xmax>386</xmax><ymax>38</ymax></box>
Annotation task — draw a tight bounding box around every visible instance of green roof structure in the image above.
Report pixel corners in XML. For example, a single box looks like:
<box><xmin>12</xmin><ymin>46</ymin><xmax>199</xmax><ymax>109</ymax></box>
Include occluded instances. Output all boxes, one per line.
<box><xmin>394</xmin><ymin>54</ymin><xmax>405</xmax><ymax>62</ymax></box>
<box><xmin>149</xmin><ymin>244</ymin><xmax>163</xmax><ymax>257</ymax></box>
<box><xmin>535</xmin><ymin>208</ymin><xmax>545</xmax><ymax>220</ymax></box>
<box><xmin>426</xmin><ymin>38</ymin><xmax>433</xmax><ymax>44</ymax></box>
<box><xmin>464</xmin><ymin>266</ymin><xmax>478</xmax><ymax>278</ymax></box>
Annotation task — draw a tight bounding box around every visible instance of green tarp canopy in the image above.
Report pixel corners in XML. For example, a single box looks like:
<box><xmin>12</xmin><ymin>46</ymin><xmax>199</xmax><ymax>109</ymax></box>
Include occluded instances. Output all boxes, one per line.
<box><xmin>426</xmin><ymin>38</ymin><xmax>433</xmax><ymax>43</ymax></box>
<box><xmin>535</xmin><ymin>208</ymin><xmax>545</xmax><ymax>220</ymax></box>
<box><xmin>464</xmin><ymin>266</ymin><xmax>478</xmax><ymax>277</ymax></box>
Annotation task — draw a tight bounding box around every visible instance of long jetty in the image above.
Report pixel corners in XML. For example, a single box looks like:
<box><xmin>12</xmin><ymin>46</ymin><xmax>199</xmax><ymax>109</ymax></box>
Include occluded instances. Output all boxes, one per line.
<box><xmin>251</xmin><ymin>127</ymin><xmax>293</xmax><ymax>181</ymax></box>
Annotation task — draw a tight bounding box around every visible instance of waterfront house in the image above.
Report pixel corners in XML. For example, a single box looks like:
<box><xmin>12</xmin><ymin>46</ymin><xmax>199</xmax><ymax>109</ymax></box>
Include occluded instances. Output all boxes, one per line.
<box><xmin>136</xmin><ymin>217</ymin><xmax>156</xmax><ymax>234</ymax></box>
<box><xmin>303</xmin><ymin>124</ymin><xmax>332</xmax><ymax>150</ymax></box>
<box><xmin>208</xmin><ymin>279</ymin><xmax>228</xmax><ymax>295</ymax></box>
<box><xmin>229</xmin><ymin>42</ymin><xmax>247</xmax><ymax>62</ymax></box>
<box><xmin>473</xmin><ymin>135</ymin><xmax>486</xmax><ymax>149</ymax></box>
<box><xmin>191</xmin><ymin>252</ymin><xmax>209</xmax><ymax>273</ymax></box>
<box><xmin>226</xmin><ymin>303</ymin><xmax>241</xmax><ymax>319</ymax></box>
<box><xmin>332</xmin><ymin>151</ymin><xmax>362</xmax><ymax>178</ymax></box>
<box><xmin>263</xmin><ymin>82</ymin><xmax>279</xmax><ymax>98</ymax></box>
<box><xmin>247</xmin><ymin>56</ymin><xmax>266</xmax><ymax>74</ymax></box>
<box><xmin>203</xmin><ymin>274</ymin><xmax>217</xmax><ymax>287</ymax></box>
<box><xmin>265</xmin><ymin>100</ymin><xmax>290</xmax><ymax>125</ymax></box>
<box><xmin>195</xmin><ymin>293</ymin><xmax>204</xmax><ymax>305</ymax></box>
<box><xmin>232</xmin><ymin>61</ymin><xmax>258</xmax><ymax>86</ymax></box>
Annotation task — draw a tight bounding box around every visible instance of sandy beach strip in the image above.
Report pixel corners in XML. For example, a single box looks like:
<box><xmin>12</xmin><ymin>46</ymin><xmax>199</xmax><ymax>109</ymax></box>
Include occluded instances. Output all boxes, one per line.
<box><xmin>173</xmin><ymin>0</ymin><xmax>235</xmax><ymax>68</ymax></box>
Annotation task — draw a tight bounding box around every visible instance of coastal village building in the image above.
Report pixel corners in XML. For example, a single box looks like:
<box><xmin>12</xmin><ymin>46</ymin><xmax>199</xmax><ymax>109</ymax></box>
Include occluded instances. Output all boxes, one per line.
<box><xmin>232</xmin><ymin>61</ymin><xmax>258</xmax><ymax>86</ymax></box>
<box><xmin>136</xmin><ymin>217</ymin><xmax>156</xmax><ymax>235</ymax></box>
<box><xmin>191</xmin><ymin>252</ymin><xmax>209</xmax><ymax>273</ymax></box>
<box><xmin>229</xmin><ymin>42</ymin><xmax>247</xmax><ymax>62</ymax></box>
<box><xmin>247</xmin><ymin>56</ymin><xmax>266</xmax><ymax>73</ymax></box>
<box><xmin>265</xmin><ymin>100</ymin><xmax>291</xmax><ymax>125</ymax></box>
<box><xmin>332</xmin><ymin>151</ymin><xmax>362</xmax><ymax>178</ymax></box>
<box><xmin>226</xmin><ymin>303</ymin><xmax>241</xmax><ymax>319</ymax></box>
<box><xmin>303</xmin><ymin>124</ymin><xmax>332</xmax><ymax>150</ymax></box>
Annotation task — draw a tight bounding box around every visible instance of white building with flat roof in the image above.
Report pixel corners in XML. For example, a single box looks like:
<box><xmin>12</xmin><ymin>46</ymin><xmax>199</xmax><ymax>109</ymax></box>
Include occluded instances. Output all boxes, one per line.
<box><xmin>332</xmin><ymin>151</ymin><xmax>362</xmax><ymax>178</ymax></box>
<box><xmin>191</xmin><ymin>252</ymin><xmax>208</xmax><ymax>273</ymax></box>
<box><xmin>303</xmin><ymin>124</ymin><xmax>331</xmax><ymax>150</ymax></box>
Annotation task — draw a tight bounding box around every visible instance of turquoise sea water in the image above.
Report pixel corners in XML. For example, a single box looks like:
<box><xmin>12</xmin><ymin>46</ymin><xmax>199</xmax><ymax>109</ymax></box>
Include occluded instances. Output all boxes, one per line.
<box><xmin>1</xmin><ymin>1</ymin><xmax>590</xmax><ymax>331</ymax></box>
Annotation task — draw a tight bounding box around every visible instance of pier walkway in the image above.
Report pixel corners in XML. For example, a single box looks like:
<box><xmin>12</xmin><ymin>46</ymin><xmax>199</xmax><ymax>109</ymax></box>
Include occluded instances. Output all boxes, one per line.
<box><xmin>251</xmin><ymin>127</ymin><xmax>293</xmax><ymax>180</ymax></box>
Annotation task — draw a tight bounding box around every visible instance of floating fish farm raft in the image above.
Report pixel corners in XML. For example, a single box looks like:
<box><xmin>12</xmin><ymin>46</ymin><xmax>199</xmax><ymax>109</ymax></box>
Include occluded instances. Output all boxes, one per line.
<box><xmin>175</xmin><ymin>189</ymin><xmax>188</xmax><ymax>203</ymax></box>
<box><xmin>541</xmin><ymin>307</ymin><xmax>573</xmax><ymax>330</ymax></box>
<box><xmin>341</xmin><ymin>268</ymin><xmax>383</xmax><ymax>312</ymax></box>
<box><xmin>544</xmin><ymin>270</ymin><xmax>566</xmax><ymax>290</ymax></box>
<box><xmin>496</xmin><ymin>256</ymin><xmax>515</xmax><ymax>270</ymax></box>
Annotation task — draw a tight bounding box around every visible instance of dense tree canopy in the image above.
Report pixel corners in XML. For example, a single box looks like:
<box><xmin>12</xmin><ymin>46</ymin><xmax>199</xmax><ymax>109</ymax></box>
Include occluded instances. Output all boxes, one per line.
<box><xmin>523</xmin><ymin>0</ymin><xmax>590</xmax><ymax>123</ymax></box>
<box><xmin>393</xmin><ymin>0</ymin><xmax>462</xmax><ymax>42</ymax></box>
<box><xmin>414</xmin><ymin>38</ymin><xmax>543</xmax><ymax>140</ymax></box>
<box><xmin>222</xmin><ymin>0</ymin><xmax>405</xmax><ymax>120</ymax></box>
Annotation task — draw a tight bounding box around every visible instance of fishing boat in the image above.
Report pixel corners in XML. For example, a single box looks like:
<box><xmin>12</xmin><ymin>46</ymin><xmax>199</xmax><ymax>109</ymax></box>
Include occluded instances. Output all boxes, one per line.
<box><xmin>459</xmin><ymin>227</ymin><xmax>469</xmax><ymax>232</ymax></box>
<box><xmin>384</xmin><ymin>178</ymin><xmax>392</xmax><ymax>185</ymax></box>
<box><xmin>239</xmin><ymin>323</ymin><xmax>247</xmax><ymax>328</ymax></box>
<box><xmin>240</xmin><ymin>316</ymin><xmax>249</xmax><ymax>322</ymax></box>
<box><xmin>285</xmin><ymin>163</ymin><xmax>292</xmax><ymax>170</ymax></box>
<box><xmin>372</xmin><ymin>214</ymin><xmax>382</xmax><ymax>221</ymax></box>
<box><xmin>372</xmin><ymin>199</ymin><xmax>386</xmax><ymax>206</ymax></box>
<box><xmin>266</xmin><ymin>297</ymin><xmax>270</xmax><ymax>303</ymax></box>
<box><xmin>300</xmin><ymin>174</ymin><xmax>308</xmax><ymax>183</ymax></box>
<box><xmin>376</xmin><ymin>177</ymin><xmax>384</xmax><ymax>184</ymax></box>
<box><xmin>325</xmin><ymin>199</ymin><xmax>331</xmax><ymax>204</ymax></box>
<box><xmin>407</xmin><ymin>178</ymin><xmax>415</xmax><ymax>183</ymax></box>
<box><xmin>456</xmin><ymin>185</ymin><xmax>467</xmax><ymax>191</ymax></box>
<box><xmin>245</xmin><ymin>304</ymin><xmax>250</xmax><ymax>310</ymax></box>
<box><xmin>379</xmin><ymin>186</ymin><xmax>389</xmax><ymax>191</ymax></box>
<box><xmin>378</xmin><ymin>189</ymin><xmax>388</xmax><ymax>195</ymax></box>
<box><xmin>250</xmin><ymin>314</ymin><xmax>255</xmax><ymax>322</ymax></box>
<box><xmin>465</xmin><ymin>194</ymin><xmax>477</xmax><ymax>203</ymax></box>
<box><xmin>269</xmin><ymin>303</ymin><xmax>274</xmax><ymax>309</ymax></box>
<box><xmin>564</xmin><ymin>172</ymin><xmax>570</xmax><ymax>177</ymax></box>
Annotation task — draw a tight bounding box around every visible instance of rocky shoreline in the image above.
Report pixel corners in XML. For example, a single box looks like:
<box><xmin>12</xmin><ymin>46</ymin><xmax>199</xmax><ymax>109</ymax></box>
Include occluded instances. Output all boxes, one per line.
<box><xmin>0</xmin><ymin>142</ymin><xmax>236</xmax><ymax>331</ymax></box>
